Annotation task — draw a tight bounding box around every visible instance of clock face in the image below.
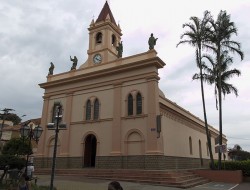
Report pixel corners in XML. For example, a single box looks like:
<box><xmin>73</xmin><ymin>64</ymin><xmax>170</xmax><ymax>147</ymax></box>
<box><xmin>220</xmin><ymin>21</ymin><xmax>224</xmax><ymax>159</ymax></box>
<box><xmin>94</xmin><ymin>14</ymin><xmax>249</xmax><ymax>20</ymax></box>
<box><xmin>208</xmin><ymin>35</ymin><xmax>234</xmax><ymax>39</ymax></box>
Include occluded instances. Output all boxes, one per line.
<box><xmin>93</xmin><ymin>54</ymin><xmax>102</xmax><ymax>64</ymax></box>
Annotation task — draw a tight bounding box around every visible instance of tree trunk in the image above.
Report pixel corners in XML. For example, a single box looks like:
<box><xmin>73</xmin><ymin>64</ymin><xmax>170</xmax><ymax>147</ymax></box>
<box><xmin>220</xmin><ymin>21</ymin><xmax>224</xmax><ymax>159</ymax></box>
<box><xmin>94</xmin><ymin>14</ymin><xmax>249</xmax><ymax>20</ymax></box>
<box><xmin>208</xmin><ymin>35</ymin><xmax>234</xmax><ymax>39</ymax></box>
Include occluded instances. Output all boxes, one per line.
<box><xmin>198</xmin><ymin>47</ymin><xmax>215</xmax><ymax>169</ymax></box>
<box><xmin>217</xmin><ymin>45</ymin><xmax>223</xmax><ymax>170</ymax></box>
<box><xmin>200</xmin><ymin>67</ymin><xmax>215</xmax><ymax>169</ymax></box>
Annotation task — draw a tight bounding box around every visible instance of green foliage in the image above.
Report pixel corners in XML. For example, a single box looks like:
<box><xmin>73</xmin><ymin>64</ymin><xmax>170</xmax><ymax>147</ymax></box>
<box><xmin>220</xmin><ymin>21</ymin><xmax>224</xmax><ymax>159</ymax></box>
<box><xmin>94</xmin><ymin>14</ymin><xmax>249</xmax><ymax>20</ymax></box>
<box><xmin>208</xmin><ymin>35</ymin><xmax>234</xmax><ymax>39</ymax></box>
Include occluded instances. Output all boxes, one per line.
<box><xmin>0</xmin><ymin>154</ymin><xmax>25</xmax><ymax>169</ymax></box>
<box><xmin>0</xmin><ymin>182</ymin><xmax>8</xmax><ymax>189</ymax></box>
<box><xmin>0</xmin><ymin>113</ymin><xmax>21</xmax><ymax>125</ymax></box>
<box><xmin>2</xmin><ymin>138</ymin><xmax>32</xmax><ymax>156</ymax></box>
<box><xmin>228</xmin><ymin>149</ymin><xmax>250</xmax><ymax>161</ymax></box>
<box><xmin>214</xmin><ymin>160</ymin><xmax>250</xmax><ymax>176</ymax></box>
<box><xmin>0</xmin><ymin>138</ymin><xmax>31</xmax><ymax>170</ymax></box>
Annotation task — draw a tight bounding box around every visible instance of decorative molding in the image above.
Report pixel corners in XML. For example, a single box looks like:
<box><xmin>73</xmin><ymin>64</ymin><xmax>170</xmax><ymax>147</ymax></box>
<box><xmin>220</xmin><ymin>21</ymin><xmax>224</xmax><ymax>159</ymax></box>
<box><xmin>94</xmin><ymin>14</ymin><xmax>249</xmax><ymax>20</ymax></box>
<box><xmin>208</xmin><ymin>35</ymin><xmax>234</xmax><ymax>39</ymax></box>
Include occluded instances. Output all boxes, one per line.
<box><xmin>160</xmin><ymin>107</ymin><xmax>206</xmax><ymax>134</ymax></box>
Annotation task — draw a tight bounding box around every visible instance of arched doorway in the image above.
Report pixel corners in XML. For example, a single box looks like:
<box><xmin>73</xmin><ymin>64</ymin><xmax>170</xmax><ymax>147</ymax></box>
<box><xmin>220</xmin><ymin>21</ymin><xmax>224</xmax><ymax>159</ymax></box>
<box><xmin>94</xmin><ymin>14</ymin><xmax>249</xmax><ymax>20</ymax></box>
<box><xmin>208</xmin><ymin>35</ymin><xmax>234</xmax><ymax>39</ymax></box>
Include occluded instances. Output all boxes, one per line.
<box><xmin>84</xmin><ymin>134</ymin><xmax>97</xmax><ymax>167</ymax></box>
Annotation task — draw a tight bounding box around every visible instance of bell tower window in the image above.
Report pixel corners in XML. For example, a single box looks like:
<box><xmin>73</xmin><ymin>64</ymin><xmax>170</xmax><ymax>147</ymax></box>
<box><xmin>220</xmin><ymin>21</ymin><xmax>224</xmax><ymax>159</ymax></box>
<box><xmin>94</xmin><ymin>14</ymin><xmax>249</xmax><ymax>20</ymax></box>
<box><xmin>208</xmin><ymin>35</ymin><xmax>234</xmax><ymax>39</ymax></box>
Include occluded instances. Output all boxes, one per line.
<box><xmin>96</xmin><ymin>32</ymin><xmax>103</xmax><ymax>44</ymax></box>
<box><xmin>112</xmin><ymin>34</ymin><xmax>116</xmax><ymax>46</ymax></box>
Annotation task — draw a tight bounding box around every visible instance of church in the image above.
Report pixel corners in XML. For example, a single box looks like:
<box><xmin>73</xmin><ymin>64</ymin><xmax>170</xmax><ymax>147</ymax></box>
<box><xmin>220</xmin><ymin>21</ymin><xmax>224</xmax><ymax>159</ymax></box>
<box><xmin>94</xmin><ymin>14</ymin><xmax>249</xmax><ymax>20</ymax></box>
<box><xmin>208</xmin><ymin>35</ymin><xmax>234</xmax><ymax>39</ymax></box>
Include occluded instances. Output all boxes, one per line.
<box><xmin>36</xmin><ymin>1</ymin><xmax>226</xmax><ymax>170</ymax></box>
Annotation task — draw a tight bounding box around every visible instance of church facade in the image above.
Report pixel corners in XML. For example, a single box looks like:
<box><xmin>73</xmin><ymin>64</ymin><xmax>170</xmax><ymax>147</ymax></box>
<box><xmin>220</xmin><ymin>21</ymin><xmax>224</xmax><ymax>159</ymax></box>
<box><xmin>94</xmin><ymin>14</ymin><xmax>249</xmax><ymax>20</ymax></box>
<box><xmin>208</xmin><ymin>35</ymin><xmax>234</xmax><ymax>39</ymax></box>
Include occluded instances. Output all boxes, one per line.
<box><xmin>36</xmin><ymin>2</ymin><xmax>226</xmax><ymax>170</ymax></box>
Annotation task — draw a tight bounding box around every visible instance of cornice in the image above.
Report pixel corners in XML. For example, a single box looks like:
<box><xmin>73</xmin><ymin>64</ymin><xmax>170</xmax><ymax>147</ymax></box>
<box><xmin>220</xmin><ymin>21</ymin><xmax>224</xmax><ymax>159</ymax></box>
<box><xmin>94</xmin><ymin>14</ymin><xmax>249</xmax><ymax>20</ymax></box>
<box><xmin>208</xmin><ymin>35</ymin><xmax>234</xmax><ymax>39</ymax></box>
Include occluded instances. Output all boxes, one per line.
<box><xmin>160</xmin><ymin>102</ymin><xmax>226</xmax><ymax>140</ymax></box>
<box><xmin>40</xmin><ymin>55</ymin><xmax>165</xmax><ymax>89</ymax></box>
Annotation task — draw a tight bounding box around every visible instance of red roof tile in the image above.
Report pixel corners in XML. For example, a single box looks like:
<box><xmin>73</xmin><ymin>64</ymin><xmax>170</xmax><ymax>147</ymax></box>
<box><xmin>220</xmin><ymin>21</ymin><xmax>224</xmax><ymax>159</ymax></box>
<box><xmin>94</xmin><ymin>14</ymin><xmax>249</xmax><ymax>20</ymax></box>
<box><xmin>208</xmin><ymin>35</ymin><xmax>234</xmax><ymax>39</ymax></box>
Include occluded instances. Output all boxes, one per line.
<box><xmin>96</xmin><ymin>1</ymin><xmax>116</xmax><ymax>25</ymax></box>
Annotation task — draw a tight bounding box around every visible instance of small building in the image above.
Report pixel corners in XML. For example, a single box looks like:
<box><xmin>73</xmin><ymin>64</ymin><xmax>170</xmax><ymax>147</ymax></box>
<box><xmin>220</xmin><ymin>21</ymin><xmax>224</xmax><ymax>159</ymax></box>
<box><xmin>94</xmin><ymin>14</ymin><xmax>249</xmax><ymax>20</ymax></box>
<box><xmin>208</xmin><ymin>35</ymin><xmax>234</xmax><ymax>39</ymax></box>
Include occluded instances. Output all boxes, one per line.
<box><xmin>0</xmin><ymin>118</ymin><xmax>41</xmax><ymax>154</ymax></box>
<box><xmin>36</xmin><ymin>2</ymin><xmax>226</xmax><ymax>170</ymax></box>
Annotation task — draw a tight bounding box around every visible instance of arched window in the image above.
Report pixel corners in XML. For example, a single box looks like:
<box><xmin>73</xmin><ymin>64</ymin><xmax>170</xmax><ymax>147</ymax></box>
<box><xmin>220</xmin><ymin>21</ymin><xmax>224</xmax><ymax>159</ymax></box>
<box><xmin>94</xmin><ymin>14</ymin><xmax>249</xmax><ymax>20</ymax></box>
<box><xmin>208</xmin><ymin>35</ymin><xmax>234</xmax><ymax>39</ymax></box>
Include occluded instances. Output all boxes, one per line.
<box><xmin>136</xmin><ymin>92</ymin><xmax>142</xmax><ymax>114</ymax></box>
<box><xmin>86</xmin><ymin>100</ymin><xmax>91</xmax><ymax>120</ymax></box>
<box><xmin>112</xmin><ymin>34</ymin><xmax>116</xmax><ymax>46</ymax></box>
<box><xmin>128</xmin><ymin>94</ymin><xmax>133</xmax><ymax>116</ymax></box>
<box><xmin>52</xmin><ymin>102</ymin><xmax>63</xmax><ymax>124</ymax></box>
<box><xmin>96</xmin><ymin>32</ymin><xmax>102</xmax><ymax>44</ymax></box>
<box><xmin>189</xmin><ymin>136</ymin><xmax>193</xmax><ymax>155</ymax></box>
<box><xmin>94</xmin><ymin>99</ymin><xmax>99</xmax><ymax>120</ymax></box>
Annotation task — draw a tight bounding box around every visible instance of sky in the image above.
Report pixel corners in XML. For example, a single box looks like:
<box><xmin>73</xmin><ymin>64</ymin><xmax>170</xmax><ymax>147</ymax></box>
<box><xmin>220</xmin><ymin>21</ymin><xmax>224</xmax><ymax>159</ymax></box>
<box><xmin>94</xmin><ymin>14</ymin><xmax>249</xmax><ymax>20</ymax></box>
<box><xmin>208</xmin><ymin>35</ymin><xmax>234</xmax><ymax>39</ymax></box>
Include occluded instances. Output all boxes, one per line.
<box><xmin>0</xmin><ymin>0</ymin><xmax>249</xmax><ymax>151</ymax></box>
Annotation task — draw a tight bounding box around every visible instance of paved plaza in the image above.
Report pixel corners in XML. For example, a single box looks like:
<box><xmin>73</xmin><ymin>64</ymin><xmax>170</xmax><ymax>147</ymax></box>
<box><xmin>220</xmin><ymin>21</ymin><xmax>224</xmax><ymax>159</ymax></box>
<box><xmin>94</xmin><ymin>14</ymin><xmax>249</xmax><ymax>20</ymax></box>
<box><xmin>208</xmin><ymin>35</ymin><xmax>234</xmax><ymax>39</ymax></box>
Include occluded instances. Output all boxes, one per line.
<box><xmin>36</xmin><ymin>175</ymin><xmax>250</xmax><ymax>190</ymax></box>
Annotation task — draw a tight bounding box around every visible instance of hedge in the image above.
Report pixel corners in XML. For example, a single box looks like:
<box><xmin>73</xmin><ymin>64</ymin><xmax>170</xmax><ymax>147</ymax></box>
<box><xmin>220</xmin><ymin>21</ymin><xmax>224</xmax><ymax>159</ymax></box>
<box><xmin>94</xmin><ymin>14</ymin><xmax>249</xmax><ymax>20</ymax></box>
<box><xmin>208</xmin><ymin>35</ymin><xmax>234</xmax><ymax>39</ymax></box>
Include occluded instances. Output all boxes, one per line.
<box><xmin>0</xmin><ymin>154</ymin><xmax>26</xmax><ymax>170</ymax></box>
<box><xmin>214</xmin><ymin>160</ymin><xmax>250</xmax><ymax>176</ymax></box>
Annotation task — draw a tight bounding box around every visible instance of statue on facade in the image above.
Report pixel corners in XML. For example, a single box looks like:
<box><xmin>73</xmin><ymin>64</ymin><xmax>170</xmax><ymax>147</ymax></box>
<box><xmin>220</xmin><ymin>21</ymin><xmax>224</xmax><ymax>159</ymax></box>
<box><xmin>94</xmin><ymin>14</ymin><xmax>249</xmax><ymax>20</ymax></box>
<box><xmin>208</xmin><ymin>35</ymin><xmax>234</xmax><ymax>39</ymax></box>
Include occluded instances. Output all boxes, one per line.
<box><xmin>70</xmin><ymin>56</ymin><xmax>78</xmax><ymax>70</ymax></box>
<box><xmin>148</xmin><ymin>33</ymin><xmax>158</xmax><ymax>50</ymax></box>
<box><xmin>48</xmin><ymin>62</ymin><xmax>54</xmax><ymax>75</ymax></box>
<box><xmin>116</xmin><ymin>41</ymin><xmax>123</xmax><ymax>58</ymax></box>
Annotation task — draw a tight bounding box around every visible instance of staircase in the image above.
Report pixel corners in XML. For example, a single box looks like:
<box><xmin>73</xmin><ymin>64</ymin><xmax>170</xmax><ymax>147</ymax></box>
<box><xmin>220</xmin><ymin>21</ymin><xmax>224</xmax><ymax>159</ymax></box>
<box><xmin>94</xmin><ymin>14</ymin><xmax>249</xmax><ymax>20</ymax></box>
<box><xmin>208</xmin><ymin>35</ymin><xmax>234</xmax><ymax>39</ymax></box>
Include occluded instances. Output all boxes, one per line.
<box><xmin>35</xmin><ymin>168</ymin><xmax>209</xmax><ymax>188</ymax></box>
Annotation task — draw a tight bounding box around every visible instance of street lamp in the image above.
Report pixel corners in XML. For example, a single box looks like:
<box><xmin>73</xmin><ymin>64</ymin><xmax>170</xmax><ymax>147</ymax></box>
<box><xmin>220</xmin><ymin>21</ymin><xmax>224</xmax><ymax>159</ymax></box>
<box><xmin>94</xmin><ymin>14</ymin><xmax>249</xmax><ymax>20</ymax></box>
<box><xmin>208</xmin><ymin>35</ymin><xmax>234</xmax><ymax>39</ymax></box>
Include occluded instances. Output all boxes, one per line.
<box><xmin>47</xmin><ymin>104</ymin><xmax>66</xmax><ymax>190</ymax></box>
<box><xmin>20</xmin><ymin>122</ymin><xmax>43</xmax><ymax>175</ymax></box>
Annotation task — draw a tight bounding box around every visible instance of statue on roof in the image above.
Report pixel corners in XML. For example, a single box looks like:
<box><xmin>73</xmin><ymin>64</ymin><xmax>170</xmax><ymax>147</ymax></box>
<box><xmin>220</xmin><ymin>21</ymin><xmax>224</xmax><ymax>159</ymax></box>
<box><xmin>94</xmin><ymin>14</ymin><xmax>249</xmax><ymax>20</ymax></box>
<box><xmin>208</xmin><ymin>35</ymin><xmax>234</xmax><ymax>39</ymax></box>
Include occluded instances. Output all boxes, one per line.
<box><xmin>70</xmin><ymin>56</ymin><xmax>78</xmax><ymax>70</ymax></box>
<box><xmin>116</xmin><ymin>41</ymin><xmax>123</xmax><ymax>58</ymax></box>
<box><xmin>148</xmin><ymin>33</ymin><xmax>158</xmax><ymax>50</ymax></box>
<box><xmin>48</xmin><ymin>62</ymin><xmax>54</xmax><ymax>75</ymax></box>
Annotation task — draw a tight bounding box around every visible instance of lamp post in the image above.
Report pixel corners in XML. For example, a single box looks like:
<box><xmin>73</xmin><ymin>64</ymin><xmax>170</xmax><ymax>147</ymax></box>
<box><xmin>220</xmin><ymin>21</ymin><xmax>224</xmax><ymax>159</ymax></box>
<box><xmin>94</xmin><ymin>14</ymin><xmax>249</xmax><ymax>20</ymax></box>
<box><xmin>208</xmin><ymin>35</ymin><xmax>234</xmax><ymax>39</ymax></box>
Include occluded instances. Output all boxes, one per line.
<box><xmin>47</xmin><ymin>104</ymin><xmax>66</xmax><ymax>190</ymax></box>
<box><xmin>20</xmin><ymin>122</ymin><xmax>43</xmax><ymax>175</ymax></box>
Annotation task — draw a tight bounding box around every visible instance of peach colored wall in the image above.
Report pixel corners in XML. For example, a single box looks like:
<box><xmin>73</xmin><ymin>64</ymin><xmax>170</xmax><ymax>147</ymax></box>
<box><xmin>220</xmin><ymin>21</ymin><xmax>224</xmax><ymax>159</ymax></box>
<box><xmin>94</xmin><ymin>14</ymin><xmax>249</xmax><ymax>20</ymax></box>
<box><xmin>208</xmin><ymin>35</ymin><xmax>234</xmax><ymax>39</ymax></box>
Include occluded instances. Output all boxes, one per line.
<box><xmin>68</xmin><ymin>122</ymin><xmax>113</xmax><ymax>157</ymax></box>
<box><xmin>71</xmin><ymin>86</ymin><xmax>114</xmax><ymax>122</ymax></box>
<box><xmin>161</xmin><ymin>115</ymin><xmax>209</xmax><ymax>158</ymax></box>
<box><xmin>160</xmin><ymin>108</ymin><xmax>219</xmax><ymax>159</ymax></box>
<box><xmin>121</xmin><ymin>79</ymin><xmax>148</xmax><ymax>116</ymax></box>
<box><xmin>37</xmin><ymin>46</ymin><xmax>225</xmax><ymax>161</ymax></box>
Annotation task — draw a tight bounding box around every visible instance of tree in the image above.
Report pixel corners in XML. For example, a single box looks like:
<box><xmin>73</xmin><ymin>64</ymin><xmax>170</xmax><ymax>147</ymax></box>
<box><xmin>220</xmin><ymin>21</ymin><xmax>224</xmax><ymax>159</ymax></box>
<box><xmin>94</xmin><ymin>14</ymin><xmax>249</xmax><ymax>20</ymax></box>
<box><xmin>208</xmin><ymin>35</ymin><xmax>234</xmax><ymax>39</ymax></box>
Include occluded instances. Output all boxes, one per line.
<box><xmin>2</xmin><ymin>138</ymin><xmax>32</xmax><ymax>157</ymax></box>
<box><xmin>206</xmin><ymin>10</ymin><xmax>244</xmax><ymax>169</ymax></box>
<box><xmin>193</xmin><ymin>50</ymin><xmax>241</xmax><ymax>110</ymax></box>
<box><xmin>0</xmin><ymin>113</ymin><xmax>21</xmax><ymax>125</ymax></box>
<box><xmin>233</xmin><ymin>144</ymin><xmax>242</xmax><ymax>151</ymax></box>
<box><xmin>177</xmin><ymin>10</ymin><xmax>215</xmax><ymax>169</ymax></box>
<box><xmin>228</xmin><ymin>144</ymin><xmax>250</xmax><ymax>161</ymax></box>
<box><xmin>0</xmin><ymin>108</ymin><xmax>16</xmax><ymax>143</ymax></box>
<box><xmin>0</xmin><ymin>138</ymin><xmax>30</xmax><ymax>183</ymax></box>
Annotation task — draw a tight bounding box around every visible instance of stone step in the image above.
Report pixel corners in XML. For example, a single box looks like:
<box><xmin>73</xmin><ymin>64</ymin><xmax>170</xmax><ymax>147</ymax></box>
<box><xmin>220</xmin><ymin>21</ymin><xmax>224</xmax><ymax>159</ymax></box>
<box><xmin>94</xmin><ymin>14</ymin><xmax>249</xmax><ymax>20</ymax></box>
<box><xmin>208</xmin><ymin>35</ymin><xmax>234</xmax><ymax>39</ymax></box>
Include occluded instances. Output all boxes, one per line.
<box><xmin>35</xmin><ymin>169</ymin><xmax>209</xmax><ymax>188</ymax></box>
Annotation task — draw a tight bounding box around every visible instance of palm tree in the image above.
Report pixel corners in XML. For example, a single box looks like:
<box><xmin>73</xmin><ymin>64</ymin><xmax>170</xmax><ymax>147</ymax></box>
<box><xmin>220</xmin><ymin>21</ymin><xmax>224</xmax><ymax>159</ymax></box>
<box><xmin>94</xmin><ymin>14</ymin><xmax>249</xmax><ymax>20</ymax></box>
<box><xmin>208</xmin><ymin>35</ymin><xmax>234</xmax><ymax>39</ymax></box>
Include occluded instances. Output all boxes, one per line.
<box><xmin>193</xmin><ymin>51</ymin><xmax>241</xmax><ymax>111</ymax></box>
<box><xmin>176</xmin><ymin>10</ymin><xmax>215</xmax><ymax>169</ymax></box>
<box><xmin>206</xmin><ymin>10</ymin><xmax>244</xmax><ymax>169</ymax></box>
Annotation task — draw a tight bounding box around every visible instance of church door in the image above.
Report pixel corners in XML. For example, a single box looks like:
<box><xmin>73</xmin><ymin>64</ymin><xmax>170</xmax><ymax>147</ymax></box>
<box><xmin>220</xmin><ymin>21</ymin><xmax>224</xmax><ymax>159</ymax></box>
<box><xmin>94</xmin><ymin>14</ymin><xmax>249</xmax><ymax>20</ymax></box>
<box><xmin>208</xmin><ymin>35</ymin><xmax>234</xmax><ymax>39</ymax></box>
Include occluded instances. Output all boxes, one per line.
<box><xmin>84</xmin><ymin>134</ymin><xmax>97</xmax><ymax>167</ymax></box>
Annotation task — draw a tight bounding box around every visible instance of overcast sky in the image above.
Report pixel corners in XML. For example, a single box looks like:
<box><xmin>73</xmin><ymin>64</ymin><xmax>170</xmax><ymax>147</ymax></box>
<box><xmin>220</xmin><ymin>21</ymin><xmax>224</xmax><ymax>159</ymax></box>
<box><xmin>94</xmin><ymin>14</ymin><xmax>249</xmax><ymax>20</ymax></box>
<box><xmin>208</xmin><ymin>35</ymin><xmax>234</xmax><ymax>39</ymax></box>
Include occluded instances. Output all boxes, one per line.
<box><xmin>1</xmin><ymin>0</ymin><xmax>249</xmax><ymax>151</ymax></box>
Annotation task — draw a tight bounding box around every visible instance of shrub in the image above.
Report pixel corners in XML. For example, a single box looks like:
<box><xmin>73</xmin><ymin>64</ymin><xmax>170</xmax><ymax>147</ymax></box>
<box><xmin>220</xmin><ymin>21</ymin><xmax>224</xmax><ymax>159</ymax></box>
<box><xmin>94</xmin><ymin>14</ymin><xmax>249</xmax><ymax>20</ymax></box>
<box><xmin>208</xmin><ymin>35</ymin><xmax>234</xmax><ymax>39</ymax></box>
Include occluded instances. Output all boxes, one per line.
<box><xmin>0</xmin><ymin>154</ymin><xmax>26</xmax><ymax>169</ymax></box>
<box><xmin>213</xmin><ymin>160</ymin><xmax>250</xmax><ymax>176</ymax></box>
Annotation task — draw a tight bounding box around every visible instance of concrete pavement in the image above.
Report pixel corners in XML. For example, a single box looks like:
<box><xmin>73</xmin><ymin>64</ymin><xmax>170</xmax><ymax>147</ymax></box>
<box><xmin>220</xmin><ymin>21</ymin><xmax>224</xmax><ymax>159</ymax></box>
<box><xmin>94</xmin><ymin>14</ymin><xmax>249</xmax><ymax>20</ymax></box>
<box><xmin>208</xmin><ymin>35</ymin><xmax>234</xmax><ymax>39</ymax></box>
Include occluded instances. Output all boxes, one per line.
<box><xmin>36</xmin><ymin>175</ymin><xmax>250</xmax><ymax>190</ymax></box>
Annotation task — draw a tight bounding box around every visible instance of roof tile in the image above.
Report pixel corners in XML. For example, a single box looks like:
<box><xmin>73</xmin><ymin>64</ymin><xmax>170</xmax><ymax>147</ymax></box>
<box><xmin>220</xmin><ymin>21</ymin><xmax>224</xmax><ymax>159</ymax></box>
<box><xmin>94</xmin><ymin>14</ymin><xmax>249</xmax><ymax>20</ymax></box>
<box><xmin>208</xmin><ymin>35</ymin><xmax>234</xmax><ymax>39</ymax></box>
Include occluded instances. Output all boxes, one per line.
<box><xmin>96</xmin><ymin>1</ymin><xmax>116</xmax><ymax>25</ymax></box>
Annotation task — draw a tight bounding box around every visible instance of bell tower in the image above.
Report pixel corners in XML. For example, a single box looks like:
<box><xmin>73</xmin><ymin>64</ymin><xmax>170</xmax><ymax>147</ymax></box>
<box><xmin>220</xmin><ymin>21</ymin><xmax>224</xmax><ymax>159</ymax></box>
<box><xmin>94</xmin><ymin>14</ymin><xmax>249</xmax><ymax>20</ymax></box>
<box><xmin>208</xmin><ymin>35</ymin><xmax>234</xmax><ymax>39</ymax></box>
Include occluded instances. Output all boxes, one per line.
<box><xmin>87</xmin><ymin>1</ymin><xmax>122</xmax><ymax>66</ymax></box>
